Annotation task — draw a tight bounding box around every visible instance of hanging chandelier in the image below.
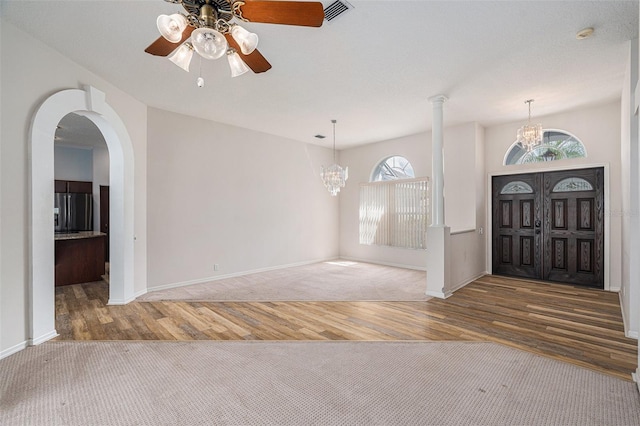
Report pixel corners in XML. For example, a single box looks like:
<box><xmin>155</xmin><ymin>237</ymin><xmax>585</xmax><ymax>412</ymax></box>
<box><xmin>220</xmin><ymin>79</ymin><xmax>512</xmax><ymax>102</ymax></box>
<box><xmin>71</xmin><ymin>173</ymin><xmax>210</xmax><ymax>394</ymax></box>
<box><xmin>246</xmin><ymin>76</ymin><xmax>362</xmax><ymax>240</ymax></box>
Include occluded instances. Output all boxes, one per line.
<box><xmin>321</xmin><ymin>120</ymin><xmax>348</xmax><ymax>196</ymax></box>
<box><xmin>145</xmin><ymin>0</ymin><xmax>324</xmax><ymax>85</ymax></box>
<box><xmin>517</xmin><ymin>99</ymin><xmax>543</xmax><ymax>152</ymax></box>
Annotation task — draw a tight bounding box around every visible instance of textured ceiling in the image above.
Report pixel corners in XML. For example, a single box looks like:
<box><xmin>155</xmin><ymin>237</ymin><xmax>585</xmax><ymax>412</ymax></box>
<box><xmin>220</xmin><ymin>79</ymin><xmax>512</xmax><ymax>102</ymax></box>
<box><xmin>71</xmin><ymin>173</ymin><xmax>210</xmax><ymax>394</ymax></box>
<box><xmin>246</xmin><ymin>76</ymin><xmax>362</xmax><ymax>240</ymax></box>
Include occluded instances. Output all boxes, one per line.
<box><xmin>2</xmin><ymin>1</ymin><xmax>638</xmax><ymax>149</ymax></box>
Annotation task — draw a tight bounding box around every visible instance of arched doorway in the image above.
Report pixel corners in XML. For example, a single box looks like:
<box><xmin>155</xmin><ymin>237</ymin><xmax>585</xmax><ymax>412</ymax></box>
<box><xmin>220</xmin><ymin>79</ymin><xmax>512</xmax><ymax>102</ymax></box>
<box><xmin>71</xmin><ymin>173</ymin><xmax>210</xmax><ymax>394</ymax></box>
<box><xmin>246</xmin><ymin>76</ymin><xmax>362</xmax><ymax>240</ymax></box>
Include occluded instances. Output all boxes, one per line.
<box><xmin>29</xmin><ymin>86</ymin><xmax>135</xmax><ymax>345</ymax></box>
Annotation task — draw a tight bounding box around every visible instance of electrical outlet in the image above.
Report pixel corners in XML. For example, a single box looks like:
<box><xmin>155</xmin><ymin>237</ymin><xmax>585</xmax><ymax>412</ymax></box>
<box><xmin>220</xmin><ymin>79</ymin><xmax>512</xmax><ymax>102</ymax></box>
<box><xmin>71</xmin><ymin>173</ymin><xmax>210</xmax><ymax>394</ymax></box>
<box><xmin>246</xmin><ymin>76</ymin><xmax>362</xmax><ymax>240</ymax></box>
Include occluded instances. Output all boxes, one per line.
<box><xmin>214</xmin><ymin>264</ymin><xmax>219</xmax><ymax>271</ymax></box>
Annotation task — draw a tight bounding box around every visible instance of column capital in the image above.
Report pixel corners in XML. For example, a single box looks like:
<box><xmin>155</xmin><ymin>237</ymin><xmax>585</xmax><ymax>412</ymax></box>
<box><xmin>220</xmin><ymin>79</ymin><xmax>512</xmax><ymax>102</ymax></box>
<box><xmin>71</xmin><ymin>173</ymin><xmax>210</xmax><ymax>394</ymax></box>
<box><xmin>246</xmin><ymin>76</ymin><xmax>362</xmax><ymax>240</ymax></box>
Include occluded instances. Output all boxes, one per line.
<box><xmin>428</xmin><ymin>94</ymin><xmax>449</xmax><ymax>104</ymax></box>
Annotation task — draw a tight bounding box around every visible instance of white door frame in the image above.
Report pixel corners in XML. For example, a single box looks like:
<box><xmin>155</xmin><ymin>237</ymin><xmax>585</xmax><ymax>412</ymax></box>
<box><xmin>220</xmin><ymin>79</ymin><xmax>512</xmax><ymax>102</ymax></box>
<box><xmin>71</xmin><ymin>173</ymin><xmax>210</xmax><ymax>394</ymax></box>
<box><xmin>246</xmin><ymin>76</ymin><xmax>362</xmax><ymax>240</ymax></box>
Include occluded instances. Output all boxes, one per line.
<box><xmin>29</xmin><ymin>86</ymin><xmax>135</xmax><ymax>345</ymax></box>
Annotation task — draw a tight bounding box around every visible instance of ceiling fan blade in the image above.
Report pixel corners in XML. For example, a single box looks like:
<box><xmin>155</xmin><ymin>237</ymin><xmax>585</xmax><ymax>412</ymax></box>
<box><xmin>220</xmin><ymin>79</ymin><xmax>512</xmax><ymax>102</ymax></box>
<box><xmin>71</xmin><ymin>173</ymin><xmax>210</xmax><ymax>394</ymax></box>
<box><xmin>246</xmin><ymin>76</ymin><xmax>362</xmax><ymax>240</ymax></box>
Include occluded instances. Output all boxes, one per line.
<box><xmin>238</xmin><ymin>1</ymin><xmax>324</xmax><ymax>27</ymax></box>
<box><xmin>145</xmin><ymin>26</ymin><xmax>195</xmax><ymax>57</ymax></box>
<box><xmin>225</xmin><ymin>34</ymin><xmax>272</xmax><ymax>73</ymax></box>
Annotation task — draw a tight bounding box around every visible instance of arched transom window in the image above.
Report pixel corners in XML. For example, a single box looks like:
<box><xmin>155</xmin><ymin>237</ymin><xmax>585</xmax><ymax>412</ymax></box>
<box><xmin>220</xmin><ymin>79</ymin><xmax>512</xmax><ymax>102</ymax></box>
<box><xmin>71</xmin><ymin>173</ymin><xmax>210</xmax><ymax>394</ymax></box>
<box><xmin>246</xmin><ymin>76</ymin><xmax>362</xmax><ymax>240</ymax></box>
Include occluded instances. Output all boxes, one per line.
<box><xmin>504</xmin><ymin>130</ymin><xmax>587</xmax><ymax>165</ymax></box>
<box><xmin>371</xmin><ymin>155</ymin><xmax>415</xmax><ymax>181</ymax></box>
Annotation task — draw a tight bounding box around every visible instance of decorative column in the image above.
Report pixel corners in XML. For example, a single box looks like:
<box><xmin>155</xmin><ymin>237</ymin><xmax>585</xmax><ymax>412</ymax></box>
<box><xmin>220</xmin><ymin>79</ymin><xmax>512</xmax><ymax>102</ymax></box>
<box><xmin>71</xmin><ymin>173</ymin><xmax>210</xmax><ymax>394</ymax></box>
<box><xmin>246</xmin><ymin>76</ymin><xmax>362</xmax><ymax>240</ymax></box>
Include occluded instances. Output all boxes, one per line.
<box><xmin>426</xmin><ymin>95</ymin><xmax>451</xmax><ymax>298</ymax></box>
<box><xmin>430</xmin><ymin>95</ymin><xmax>447</xmax><ymax>226</ymax></box>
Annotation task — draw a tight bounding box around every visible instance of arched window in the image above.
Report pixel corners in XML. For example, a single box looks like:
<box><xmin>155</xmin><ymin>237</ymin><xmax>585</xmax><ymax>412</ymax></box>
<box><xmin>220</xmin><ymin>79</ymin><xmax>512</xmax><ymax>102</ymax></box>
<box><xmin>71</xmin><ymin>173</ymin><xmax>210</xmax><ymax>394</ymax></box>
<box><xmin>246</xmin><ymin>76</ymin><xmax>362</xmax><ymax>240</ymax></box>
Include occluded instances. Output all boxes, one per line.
<box><xmin>504</xmin><ymin>130</ymin><xmax>587</xmax><ymax>165</ymax></box>
<box><xmin>371</xmin><ymin>155</ymin><xmax>415</xmax><ymax>181</ymax></box>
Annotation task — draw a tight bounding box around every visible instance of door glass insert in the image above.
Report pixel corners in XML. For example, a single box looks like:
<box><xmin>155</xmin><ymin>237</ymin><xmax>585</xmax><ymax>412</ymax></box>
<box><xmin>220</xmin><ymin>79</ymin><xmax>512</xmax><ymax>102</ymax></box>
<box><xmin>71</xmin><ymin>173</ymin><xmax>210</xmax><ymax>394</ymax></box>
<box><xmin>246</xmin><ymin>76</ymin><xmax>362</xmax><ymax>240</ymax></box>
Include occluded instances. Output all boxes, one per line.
<box><xmin>500</xmin><ymin>181</ymin><xmax>534</xmax><ymax>194</ymax></box>
<box><xmin>552</xmin><ymin>177</ymin><xmax>593</xmax><ymax>192</ymax></box>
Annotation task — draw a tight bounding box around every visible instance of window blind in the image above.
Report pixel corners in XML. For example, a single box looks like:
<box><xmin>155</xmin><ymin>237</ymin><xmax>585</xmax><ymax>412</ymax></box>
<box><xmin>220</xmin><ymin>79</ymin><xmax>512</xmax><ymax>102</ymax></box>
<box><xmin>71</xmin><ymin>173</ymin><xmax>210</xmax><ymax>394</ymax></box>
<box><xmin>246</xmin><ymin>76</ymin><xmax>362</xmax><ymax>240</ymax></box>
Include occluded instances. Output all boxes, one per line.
<box><xmin>359</xmin><ymin>178</ymin><xmax>430</xmax><ymax>249</ymax></box>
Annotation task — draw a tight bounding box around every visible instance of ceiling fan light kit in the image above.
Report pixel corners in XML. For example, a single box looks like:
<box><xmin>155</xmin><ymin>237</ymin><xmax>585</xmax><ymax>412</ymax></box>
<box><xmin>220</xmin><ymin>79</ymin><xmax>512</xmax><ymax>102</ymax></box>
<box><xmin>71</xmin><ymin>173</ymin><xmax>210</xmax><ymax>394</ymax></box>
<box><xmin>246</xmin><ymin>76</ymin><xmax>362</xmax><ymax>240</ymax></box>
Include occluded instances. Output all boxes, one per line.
<box><xmin>146</xmin><ymin>0</ymin><xmax>325</xmax><ymax>81</ymax></box>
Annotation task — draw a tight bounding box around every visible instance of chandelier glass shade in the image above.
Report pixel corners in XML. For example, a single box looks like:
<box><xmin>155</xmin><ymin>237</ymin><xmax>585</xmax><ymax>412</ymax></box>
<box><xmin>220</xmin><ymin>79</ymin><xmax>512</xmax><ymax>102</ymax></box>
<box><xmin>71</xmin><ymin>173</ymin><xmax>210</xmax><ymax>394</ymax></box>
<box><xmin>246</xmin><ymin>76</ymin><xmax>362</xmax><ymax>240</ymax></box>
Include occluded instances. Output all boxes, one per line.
<box><xmin>517</xmin><ymin>99</ymin><xmax>543</xmax><ymax>152</ymax></box>
<box><xmin>321</xmin><ymin>120</ymin><xmax>349</xmax><ymax>196</ymax></box>
<box><xmin>321</xmin><ymin>164</ymin><xmax>349</xmax><ymax>196</ymax></box>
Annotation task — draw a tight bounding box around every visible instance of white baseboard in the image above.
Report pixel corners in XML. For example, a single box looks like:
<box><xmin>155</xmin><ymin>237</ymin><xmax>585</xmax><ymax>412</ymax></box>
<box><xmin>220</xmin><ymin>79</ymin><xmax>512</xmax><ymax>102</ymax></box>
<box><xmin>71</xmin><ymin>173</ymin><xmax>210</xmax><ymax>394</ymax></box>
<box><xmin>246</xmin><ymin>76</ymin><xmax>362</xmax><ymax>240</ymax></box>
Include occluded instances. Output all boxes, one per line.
<box><xmin>134</xmin><ymin>288</ymin><xmax>147</xmax><ymax>298</ymax></box>
<box><xmin>448</xmin><ymin>271</ymin><xmax>487</xmax><ymax>294</ymax></box>
<box><xmin>108</xmin><ymin>288</ymin><xmax>148</xmax><ymax>305</ymax></box>
<box><xmin>339</xmin><ymin>256</ymin><xmax>427</xmax><ymax>271</ymax></box>
<box><xmin>108</xmin><ymin>295</ymin><xmax>136</xmax><ymax>305</ymax></box>
<box><xmin>1</xmin><ymin>340</ymin><xmax>28</xmax><ymax>360</ymax></box>
<box><xmin>619</xmin><ymin>292</ymin><xmax>639</xmax><ymax>340</ymax></box>
<box><xmin>29</xmin><ymin>330</ymin><xmax>59</xmax><ymax>346</ymax></box>
<box><xmin>146</xmin><ymin>257</ymin><xmax>339</xmax><ymax>293</ymax></box>
<box><xmin>426</xmin><ymin>289</ymin><xmax>451</xmax><ymax>299</ymax></box>
<box><xmin>426</xmin><ymin>271</ymin><xmax>487</xmax><ymax>299</ymax></box>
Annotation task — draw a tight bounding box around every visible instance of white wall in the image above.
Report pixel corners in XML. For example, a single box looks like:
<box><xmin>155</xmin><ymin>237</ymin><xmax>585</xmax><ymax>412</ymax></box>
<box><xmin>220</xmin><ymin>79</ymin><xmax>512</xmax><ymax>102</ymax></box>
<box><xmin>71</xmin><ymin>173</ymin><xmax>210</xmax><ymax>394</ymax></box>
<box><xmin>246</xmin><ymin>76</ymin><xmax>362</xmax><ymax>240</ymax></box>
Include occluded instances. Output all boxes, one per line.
<box><xmin>339</xmin><ymin>122</ymin><xmax>484</xmax><ymax>274</ymax></box>
<box><xmin>339</xmin><ymin>132</ymin><xmax>429</xmax><ymax>268</ymax></box>
<box><xmin>448</xmin><ymin>123</ymin><xmax>488</xmax><ymax>291</ymax></box>
<box><xmin>0</xmin><ymin>20</ymin><xmax>147</xmax><ymax>355</ymax></box>
<box><xmin>484</xmin><ymin>101</ymin><xmax>623</xmax><ymax>291</ymax></box>
<box><xmin>54</xmin><ymin>146</ymin><xmax>93</xmax><ymax>181</ymax></box>
<box><xmin>146</xmin><ymin>108</ymin><xmax>338</xmax><ymax>290</ymax></box>
<box><xmin>621</xmin><ymin>39</ymin><xmax>640</xmax><ymax>340</ymax></box>
<box><xmin>443</xmin><ymin>124</ymin><xmax>479</xmax><ymax>232</ymax></box>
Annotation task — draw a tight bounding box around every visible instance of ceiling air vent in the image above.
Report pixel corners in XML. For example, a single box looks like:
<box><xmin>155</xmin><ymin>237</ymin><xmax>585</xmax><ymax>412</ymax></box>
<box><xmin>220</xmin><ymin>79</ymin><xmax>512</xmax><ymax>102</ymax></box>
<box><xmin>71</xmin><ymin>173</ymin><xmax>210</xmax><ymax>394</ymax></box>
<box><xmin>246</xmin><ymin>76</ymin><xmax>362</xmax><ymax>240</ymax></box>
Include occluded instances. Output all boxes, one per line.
<box><xmin>324</xmin><ymin>0</ymin><xmax>353</xmax><ymax>22</ymax></box>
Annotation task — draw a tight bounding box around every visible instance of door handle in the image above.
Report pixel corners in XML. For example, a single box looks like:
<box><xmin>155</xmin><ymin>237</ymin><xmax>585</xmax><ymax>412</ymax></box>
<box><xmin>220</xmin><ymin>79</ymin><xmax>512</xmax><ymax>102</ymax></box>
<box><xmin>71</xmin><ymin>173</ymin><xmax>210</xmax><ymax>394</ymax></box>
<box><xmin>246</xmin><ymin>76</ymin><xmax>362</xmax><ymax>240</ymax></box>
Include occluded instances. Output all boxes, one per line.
<box><xmin>535</xmin><ymin>229</ymin><xmax>541</xmax><ymax>235</ymax></box>
<box><xmin>535</xmin><ymin>220</ymin><xmax>542</xmax><ymax>228</ymax></box>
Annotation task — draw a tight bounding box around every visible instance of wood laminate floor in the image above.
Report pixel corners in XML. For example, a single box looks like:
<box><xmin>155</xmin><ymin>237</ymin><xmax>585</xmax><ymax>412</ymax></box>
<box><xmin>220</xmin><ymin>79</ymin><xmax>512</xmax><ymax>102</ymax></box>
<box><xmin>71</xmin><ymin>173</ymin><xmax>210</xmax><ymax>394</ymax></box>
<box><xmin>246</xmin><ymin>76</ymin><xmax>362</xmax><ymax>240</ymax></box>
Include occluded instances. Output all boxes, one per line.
<box><xmin>54</xmin><ymin>274</ymin><xmax>638</xmax><ymax>381</ymax></box>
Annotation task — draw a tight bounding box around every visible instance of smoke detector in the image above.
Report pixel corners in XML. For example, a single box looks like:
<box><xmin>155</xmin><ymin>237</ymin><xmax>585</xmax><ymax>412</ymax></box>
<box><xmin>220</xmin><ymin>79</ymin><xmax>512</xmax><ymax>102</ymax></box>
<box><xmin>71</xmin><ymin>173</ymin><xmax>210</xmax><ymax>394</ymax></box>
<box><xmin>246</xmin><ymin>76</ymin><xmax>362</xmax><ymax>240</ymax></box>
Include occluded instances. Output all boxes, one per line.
<box><xmin>576</xmin><ymin>27</ymin><xmax>594</xmax><ymax>40</ymax></box>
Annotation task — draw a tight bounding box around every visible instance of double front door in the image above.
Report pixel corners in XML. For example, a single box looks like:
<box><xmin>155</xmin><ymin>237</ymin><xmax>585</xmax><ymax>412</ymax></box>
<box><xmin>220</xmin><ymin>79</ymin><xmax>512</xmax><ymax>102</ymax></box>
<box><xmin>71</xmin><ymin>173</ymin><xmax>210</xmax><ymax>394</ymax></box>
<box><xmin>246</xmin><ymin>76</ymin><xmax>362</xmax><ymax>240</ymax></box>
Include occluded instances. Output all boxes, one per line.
<box><xmin>492</xmin><ymin>167</ymin><xmax>604</xmax><ymax>288</ymax></box>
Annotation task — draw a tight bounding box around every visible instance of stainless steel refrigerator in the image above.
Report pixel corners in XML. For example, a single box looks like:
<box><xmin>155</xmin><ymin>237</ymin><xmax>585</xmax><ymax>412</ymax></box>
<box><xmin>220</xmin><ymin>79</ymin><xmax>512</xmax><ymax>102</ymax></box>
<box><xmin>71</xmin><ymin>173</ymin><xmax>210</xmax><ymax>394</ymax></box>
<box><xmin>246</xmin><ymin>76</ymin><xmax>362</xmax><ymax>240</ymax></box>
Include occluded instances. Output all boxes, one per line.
<box><xmin>54</xmin><ymin>192</ymin><xmax>93</xmax><ymax>233</ymax></box>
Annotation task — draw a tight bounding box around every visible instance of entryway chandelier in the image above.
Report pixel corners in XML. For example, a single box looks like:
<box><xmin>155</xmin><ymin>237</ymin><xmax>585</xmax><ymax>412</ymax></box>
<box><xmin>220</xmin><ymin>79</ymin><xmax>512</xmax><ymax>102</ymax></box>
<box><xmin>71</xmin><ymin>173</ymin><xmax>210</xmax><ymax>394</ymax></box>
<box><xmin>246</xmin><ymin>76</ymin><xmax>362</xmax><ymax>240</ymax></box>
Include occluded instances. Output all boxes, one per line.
<box><xmin>321</xmin><ymin>120</ymin><xmax>349</xmax><ymax>196</ymax></box>
<box><xmin>517</xmin><ymin>99</ymin><xmax>543</xmax><ymax>152</ymax></box>
<box><xmin>145</xmin><ymin>0</ymin><xmax>324</xmax><ymax>84</ymax></box>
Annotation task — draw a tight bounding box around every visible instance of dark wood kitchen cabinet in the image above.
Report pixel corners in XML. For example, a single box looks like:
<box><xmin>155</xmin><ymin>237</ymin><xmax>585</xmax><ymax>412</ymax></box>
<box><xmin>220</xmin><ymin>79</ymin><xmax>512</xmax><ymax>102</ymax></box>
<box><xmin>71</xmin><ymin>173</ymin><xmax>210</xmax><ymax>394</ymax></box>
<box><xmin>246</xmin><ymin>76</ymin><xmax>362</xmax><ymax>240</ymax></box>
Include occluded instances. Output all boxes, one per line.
<box><xmin>55</xmin><ymin>179</ymin><xmax>92</xmax><ymax>194</ymax></box>
<box><xmin>55</xmin><ymin>232</ymin><xmax>106</xmax><ymax>286</ymax></box>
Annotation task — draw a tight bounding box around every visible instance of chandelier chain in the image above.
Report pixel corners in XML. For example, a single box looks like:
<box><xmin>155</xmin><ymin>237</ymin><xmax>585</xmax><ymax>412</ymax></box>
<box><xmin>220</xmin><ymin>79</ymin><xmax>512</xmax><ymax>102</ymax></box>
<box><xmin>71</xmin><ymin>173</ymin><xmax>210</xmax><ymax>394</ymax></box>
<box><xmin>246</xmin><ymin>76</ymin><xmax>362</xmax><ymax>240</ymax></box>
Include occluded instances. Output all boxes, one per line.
<box><xmin>332</xmin><ymin>119</ymin><xmax>337</xmax><ymax>162</ymax></box>
<box><xmin>320</xmin><ymin>119</ymin><xmax>348</xmax><ymax>196</ymax></box>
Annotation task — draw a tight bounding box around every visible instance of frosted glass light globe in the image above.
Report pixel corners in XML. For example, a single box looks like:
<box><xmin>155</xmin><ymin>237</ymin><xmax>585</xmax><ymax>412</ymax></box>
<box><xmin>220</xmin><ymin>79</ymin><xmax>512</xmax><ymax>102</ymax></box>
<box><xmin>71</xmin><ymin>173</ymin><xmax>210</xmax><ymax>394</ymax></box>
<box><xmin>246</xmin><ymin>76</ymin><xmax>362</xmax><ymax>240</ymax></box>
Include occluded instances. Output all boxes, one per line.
<box><xmin>168</xmin><ymin>42</ymin><xmax>194</xmax><ymax>72</ymax></box>
<box><xmin>231</xmin><ymin>25</ymin><xmax>259</xmax><ymax>55</ymax></box>
<box><xmin>157</xmin><ymin>14</ymin><xmax>188</xmax><ymax>43</ymax></box>
<box><xmin>191</xmin><ymin>28</ymin><xmax>228</xmax><ymax>60</ymax></box>
<box><xmin>227</xmin><ymin>51</ymin><xmax>250</xmax><ymax>77</ymax></box>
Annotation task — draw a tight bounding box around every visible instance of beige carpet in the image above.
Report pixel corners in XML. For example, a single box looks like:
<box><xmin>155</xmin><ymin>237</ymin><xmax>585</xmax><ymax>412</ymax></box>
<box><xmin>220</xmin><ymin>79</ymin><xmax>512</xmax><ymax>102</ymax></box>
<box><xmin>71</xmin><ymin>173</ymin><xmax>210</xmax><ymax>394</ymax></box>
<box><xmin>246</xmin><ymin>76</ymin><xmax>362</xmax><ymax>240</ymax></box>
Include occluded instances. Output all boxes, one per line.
<box><xmin>138</xmin><ymin>260</ymin><xmax>429</xmax><ymax>302</ymax></box>
<box><xmin>1</xmin><ymin>341</ymin><xmax>639</xmax><ymax>425</ymax></box>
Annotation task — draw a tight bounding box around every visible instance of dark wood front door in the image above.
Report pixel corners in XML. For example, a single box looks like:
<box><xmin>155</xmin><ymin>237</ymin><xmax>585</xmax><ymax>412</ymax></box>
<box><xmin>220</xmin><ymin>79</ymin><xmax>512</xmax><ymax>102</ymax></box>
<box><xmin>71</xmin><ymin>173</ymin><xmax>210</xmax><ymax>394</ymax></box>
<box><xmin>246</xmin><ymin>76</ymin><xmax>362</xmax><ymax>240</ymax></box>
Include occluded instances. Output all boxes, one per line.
<box><xmin>492</xmin><ymin>167</ymin><xmax>604</xmax><ymax>288</ymax></box>
<box><xmin>492</xmin><ymin>173</ymin><xmax>543</xmax><ymax>280</ymax></box>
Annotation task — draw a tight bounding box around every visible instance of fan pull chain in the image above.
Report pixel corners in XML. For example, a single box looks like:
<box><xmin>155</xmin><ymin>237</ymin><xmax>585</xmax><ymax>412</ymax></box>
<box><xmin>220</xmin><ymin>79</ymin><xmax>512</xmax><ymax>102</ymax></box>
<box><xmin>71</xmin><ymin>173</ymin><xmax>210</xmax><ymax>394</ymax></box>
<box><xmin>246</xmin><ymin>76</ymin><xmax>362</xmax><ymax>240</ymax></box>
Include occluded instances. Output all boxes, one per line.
<box><xmin>196</xmin><ymin>55</ymin><xmax>205</xmax><ymax>88</ymax></box>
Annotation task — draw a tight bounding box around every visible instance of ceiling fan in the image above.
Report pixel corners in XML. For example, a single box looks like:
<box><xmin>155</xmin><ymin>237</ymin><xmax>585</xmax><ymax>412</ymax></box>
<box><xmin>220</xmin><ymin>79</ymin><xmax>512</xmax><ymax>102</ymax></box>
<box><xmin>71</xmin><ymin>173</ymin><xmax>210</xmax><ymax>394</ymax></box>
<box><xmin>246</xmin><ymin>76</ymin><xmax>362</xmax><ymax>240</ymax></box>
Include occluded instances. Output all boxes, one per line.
<box><xmin>145</xmin><ymin>0</ymin><xmax>325</xmax><ymax>80</ymax></box>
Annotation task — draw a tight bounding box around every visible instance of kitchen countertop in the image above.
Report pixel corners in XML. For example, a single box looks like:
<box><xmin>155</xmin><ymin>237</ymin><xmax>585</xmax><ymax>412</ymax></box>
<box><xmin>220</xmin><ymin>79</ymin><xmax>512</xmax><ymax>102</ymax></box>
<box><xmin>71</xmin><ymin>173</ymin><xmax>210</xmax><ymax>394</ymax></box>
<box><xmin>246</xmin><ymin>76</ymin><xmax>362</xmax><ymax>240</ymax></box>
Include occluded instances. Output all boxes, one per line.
<box><xmin>54</xmin><ymin>231</ymin><xmax>107</xmax><ymax>241</ymax></box>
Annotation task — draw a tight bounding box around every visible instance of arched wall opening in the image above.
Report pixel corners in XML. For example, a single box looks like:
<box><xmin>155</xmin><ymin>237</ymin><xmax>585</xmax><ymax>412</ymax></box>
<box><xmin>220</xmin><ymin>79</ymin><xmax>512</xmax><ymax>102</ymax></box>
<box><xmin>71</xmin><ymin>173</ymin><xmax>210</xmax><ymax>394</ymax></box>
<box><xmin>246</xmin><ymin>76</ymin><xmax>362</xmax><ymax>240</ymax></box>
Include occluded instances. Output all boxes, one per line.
<box><xmin>29</xmin><ymin>86</ymin><xmax>135</xmax><ymax>345</ymax></box>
